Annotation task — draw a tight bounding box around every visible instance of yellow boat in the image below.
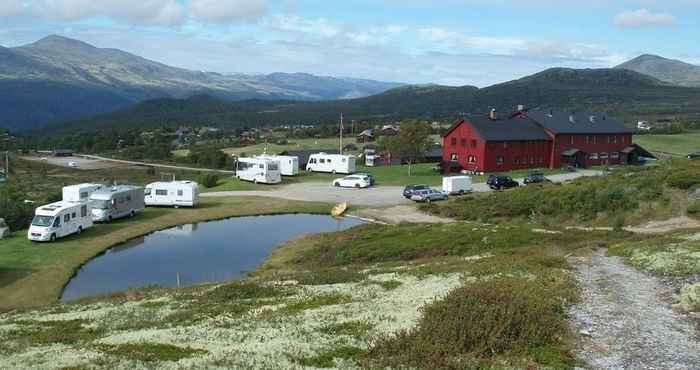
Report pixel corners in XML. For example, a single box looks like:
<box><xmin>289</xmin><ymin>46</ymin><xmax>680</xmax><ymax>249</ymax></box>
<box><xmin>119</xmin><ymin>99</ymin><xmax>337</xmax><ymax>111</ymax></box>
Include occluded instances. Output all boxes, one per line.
<box><xmin>331</xmin><ymin>202</ymin><xmax>348</xmax><ymax>217</ymax></box>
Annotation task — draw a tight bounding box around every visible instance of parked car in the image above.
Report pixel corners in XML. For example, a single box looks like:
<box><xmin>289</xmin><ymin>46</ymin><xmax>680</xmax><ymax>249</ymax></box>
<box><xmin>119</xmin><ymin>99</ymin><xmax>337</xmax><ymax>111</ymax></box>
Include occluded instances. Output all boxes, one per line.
<box><xmin>355</xmin><ymin>172</ymin><xmax>375</xmax><ymax>186</ymax></box>
<box><xmin>487</xmin><ymin>175</ymin><xmax>520</xmax><ymax>190</ymax></box>
<box><xmin>410</xmin><ymin>189</ymin><xmax>448</xmax><ymax>203</ymax></box>
<box><xmin>68</xmin><ymin>161</ymin><xmax>78</xmax><ymax>168</ymax></box>
<box><xmin>523</xmin><ymin>172</ymin><xmax>552</xmax><ymax>185</ymax></box>
<box><xmin>333</xmin><ymin>175</ymin><xmax>371</xmax><ymax>188</ymax></box>
<box><xmin>403</xmin><ymin>184</ymin><xmax>429</xmax><ymax>198</ymax></box>
<box><xmin>687</xmin><ymin>151</ymin><xmax>700</xmax><ymax>160</ymax></box>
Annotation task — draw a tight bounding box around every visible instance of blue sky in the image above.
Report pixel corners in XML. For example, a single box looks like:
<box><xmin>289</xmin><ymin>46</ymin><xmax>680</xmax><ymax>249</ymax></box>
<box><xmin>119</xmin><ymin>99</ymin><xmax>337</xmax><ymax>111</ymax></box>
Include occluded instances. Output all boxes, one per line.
<box><xmin>0</xmin><ymin>0</ymin><xmax>698</xmax><ymax>86</ymax></box>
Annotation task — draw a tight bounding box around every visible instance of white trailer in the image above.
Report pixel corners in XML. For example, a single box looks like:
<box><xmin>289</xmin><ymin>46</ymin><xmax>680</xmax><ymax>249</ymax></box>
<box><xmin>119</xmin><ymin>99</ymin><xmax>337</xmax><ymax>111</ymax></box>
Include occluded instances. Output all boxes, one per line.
<box><xmin>28</xmin><ymin>201</ymin><xmax>93</xmax><ymax>242</ymax></box>
<box><xmin>257</xmin><ymin>155</ymin><xmax>299</xmax><ymax>176</ymax></box>
<box><xmin>144</xmin><ymin>181</ymin><xmax>200</xmax><ymax>208</ymax></box>
<box><xmin>306</xmin><ymin>153</ymin><xmax>356</xmax><ymax>174</ymax></box>
<box><xmin>236</xmin><ymin>158</ymin><xmax>282</xmax><ymax>184</ymax></box>
<box><xmin>442</xmin><ymin>176</ymin><xmax>472</xmax><ymax>195</ymax></box>
<box><xmin>90</xmin><ymin>185</ymin><xmax>145</xmax><ymax>222</ymax></box>
<box><xmin>62</xmin><ymin>183</ymin><xmax>103</xmax><ymax>203</ymax></box>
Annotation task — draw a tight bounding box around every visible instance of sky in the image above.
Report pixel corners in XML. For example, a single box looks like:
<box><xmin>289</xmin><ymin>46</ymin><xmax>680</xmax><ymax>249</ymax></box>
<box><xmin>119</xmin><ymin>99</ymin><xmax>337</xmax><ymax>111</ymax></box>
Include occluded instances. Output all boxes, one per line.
<box><xmin>0</xmin><ymin>0</ymin><xmax>698</xmax><ymax>87</ymax></box>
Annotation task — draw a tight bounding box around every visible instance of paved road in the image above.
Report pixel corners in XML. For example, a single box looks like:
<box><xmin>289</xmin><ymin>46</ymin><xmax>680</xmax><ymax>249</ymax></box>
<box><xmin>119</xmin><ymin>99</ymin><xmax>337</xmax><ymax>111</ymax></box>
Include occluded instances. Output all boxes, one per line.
<box><xmin>78</xmin><ymin>154</ymin><xmax>235</xmax><ymax>174</ymax></box>
<box><xmin>203</xmin><ymin>170</ymin><xmax>602</xmax><ymax>206</ymax></box>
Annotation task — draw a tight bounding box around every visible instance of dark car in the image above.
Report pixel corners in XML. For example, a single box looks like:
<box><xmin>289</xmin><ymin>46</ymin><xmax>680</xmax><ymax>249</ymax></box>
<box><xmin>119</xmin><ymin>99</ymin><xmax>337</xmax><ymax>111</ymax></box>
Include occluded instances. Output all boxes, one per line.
<box><xmin>355</xmin><ymin>172</ymin><xmax>375</xmax><ymax>186</ymax></box>
<box><xmin>687</xmin><ymin>151</ymin><xmax>700</xmax><ymax>160</ymax></box>
<box><xmin>403</xmin><ymin>184</ymin><xmax>428</xmax><ymax>198</ymax></box>
<box><xmin>523</xmin><ymin>172</ymin><xmax>552</xmax><ymax>185</ymax></box>
<box><xmin>487</xmin><ymin>175</ymin><xmax>520</xmax><ymax>190</ymax></box>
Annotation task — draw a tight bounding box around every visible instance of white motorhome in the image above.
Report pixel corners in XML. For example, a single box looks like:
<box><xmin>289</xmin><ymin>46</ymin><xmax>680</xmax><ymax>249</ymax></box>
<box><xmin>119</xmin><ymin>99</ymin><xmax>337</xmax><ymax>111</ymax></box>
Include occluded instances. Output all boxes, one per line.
<box><xmin>306</xmin><ymin>153</ymin><xmax>356</xmax><ymax>174</ymax></box>
<box><xmin>257</xmin><ymin>155</ymin><xmax>299</xmax><ymax>176</ymax></box>
<box><xmin>90</xmin><ymin>185</ymin><xmax>145</xmax><ymax>222</ymax></box>
<box><xmin>62</xmin><ymin>183</ymin><xmax>103</xmax><ymax>203</ymax></box>
<box><xmin>236</xmin><ymin>158</ymin><xmax>282</xmax><ymax>184</ymax></box>
<box><xmin>144</xmin><ymin>181</ymin><xmax>200</xmax><ymax>208</ymax></box>
<box><xmin>28</xmin><ymin>201</ymin><xmax>93</xmax><ymax>242</ymax></box>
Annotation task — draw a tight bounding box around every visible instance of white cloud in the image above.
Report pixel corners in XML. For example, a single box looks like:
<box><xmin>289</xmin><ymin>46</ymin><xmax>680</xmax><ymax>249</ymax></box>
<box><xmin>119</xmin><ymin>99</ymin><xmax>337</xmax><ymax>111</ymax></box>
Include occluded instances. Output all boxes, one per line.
<box><xmin>13</xmin><ymin>0</ymin><xmax>186</xmax><ymax>26</ymax></box>
<box><xmin>613</xmin><ymin>8</ymin><xmax>676</xmax><ymax>28</ymax></box>
<box><xmin>188</xmin><ymin>0</ymin><xmax>268</xmax><ymax>23</ymax></box>
<box><xmin>0</xmin><ymin>0</ymin><xmax>25</xmax><ymax>18</ymax></box>
<box><xmin>417</xmin><ymin>27</ymin><xmax>526</xmax><ymax>53</ymax></box>
<box><xmin>265</xmin><ymin>15</ymin><xmax>341</xmax><ymax>37</ymax></box>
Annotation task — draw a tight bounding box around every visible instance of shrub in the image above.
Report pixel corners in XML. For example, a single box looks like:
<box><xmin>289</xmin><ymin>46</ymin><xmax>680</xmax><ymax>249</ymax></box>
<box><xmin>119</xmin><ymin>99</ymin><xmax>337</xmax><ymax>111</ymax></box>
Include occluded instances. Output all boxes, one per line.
<box><xmin>197</xmin><ymin>173</ymin><xmax>219</xmax><ymax>188</ymax></box>
<box><xmin>666</xmin><ymin>170</ymin><xmax>700</xmax><ymax>190</ymax></box>
<box><xmin>366</xmin><ymin>279</ymin><xmax>573</xmax><ymax>369</ymax></box>
<box><xmin>688</xmin><ymin>201</ymin><xmax>700</xmax><ymax>220</ymax></box>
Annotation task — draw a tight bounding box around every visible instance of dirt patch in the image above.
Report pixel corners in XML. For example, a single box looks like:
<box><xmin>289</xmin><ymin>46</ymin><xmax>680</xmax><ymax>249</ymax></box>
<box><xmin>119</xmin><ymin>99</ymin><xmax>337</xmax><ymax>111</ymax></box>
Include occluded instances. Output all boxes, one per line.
<box><xmin>625</xmin><ymin>217</ymin><xmax>700</xmax><ymax>234</ymax></box>
<box><xmin>349</xmin><ymin>205</ymin><xmax>454</xmax><ymax>224</ymax></box>
<box><xmin>568</xmin><ymin>250</ymin><xmax>700</xmax><ymax>369</ymax></box>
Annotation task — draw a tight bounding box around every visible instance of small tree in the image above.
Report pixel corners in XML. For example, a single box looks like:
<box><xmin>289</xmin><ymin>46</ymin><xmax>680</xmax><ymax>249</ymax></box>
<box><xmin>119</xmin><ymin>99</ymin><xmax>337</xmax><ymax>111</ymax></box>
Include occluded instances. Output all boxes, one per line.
<box><xmin>385</xmin><ymin>120</ymin><xmax>432</xmax><ymax>176</ymax></box>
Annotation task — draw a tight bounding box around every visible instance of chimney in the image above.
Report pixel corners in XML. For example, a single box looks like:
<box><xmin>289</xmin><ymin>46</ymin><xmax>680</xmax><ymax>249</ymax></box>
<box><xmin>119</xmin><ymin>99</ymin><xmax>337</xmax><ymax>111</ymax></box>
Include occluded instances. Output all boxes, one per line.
<box><xmin>489</xmin><ymin>109</ymin><xmax>497</xmax><ymax>120</ymax></box>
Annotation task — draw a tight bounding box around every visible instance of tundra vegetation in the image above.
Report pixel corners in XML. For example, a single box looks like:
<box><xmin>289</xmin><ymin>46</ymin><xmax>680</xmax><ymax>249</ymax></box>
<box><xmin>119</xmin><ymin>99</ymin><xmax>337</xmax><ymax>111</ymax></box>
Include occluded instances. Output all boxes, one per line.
<box><xmin>0</xmin><ymin>159</ymin><xmax>698</xmax><ymax>369</ymax></box>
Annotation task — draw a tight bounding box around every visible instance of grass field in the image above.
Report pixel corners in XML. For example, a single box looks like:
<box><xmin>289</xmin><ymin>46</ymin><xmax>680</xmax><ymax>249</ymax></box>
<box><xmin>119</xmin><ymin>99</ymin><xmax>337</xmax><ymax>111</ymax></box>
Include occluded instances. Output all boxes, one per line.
<box><xmin>0</xmin><ymin>197</ymin><xmax>331</xmax><ymax>310</ymax></box>
<box><xmin>635</xmin><ymin>131</ymin><xmax>700</xmax><ymax>157</ymax></box>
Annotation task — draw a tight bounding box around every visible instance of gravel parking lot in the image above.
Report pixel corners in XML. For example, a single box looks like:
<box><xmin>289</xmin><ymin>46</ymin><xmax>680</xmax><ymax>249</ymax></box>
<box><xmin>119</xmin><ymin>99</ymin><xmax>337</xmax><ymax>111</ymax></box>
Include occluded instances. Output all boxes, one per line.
<box><xmin>21</xmin><ymin>156</ymin><xmax>126</xmax><ymax>170</ymax></box>
<box><xmin>203</xmin><ymin>170</ymin><xmax>603</xmax><ymax>206</ymax></box>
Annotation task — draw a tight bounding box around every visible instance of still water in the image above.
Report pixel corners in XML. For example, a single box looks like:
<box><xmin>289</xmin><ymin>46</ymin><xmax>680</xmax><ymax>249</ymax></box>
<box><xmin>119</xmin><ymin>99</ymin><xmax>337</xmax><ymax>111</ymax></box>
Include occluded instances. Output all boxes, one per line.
<box><xmin>61</xmin><ymin>214</ymin><xmax>363</xmax><ymax>301</ymax></box>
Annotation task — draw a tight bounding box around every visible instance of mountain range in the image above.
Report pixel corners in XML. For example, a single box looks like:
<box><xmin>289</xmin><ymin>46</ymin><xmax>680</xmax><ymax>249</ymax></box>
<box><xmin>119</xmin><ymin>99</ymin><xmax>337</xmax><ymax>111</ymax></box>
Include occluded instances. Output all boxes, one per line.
<box><xmin>0</xmin><ymin>35</ymin><xmax>402</xmax><ymax>131</ymax></box>
<box><xmin>49</xmin><ymin>66</ymin><xmax>700</xmax><ymax>135</ymax></box>
<box><xmin>615</xmin><ymin>54</ymin><xmax>700</xmax><ymax>87</ymax></box>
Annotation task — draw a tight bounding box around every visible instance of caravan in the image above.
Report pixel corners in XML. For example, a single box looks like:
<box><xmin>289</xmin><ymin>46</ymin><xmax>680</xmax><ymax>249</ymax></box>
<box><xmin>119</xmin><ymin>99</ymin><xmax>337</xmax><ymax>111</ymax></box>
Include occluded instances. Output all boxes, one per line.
<box><xmin>257</xmin><ymin>155</ymin><xmax>299</xmax><ymax>176</ymax></box>
<box><xmin>28</xmin><ymin>201</ymin><xmax>93</xmax><ymax>242</ymax></box>
<box><xmin>306</xmin><ymin>153</ymin><xmax>356</xmax><ymax>174</ymax></box>
<box><xmin>90</xmin><ymin>185</ymin><xmax>145</xmax><ymax>222</ymax></box>
<box><xmin>145</xmin><ymin>181</ymin><xmax>200</xmax><ymax>208</ymax></box>
<box><xmin>62</xmin><ymin>183</ymin><xmax>103</xmax><ymax>203</ymax></box>
<box><xmin>236</xmin><ymin>158</ymin><xmax>282</xmax><ymax>184</ymax></box>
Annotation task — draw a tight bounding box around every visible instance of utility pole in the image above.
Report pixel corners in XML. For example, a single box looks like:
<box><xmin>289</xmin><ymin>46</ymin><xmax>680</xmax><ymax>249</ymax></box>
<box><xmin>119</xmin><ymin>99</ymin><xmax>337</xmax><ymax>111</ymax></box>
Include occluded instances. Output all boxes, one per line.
<box><xmin>339</xmin><ymin>113</ymin><xmax>344</xmax><ymax>155</ymax></box>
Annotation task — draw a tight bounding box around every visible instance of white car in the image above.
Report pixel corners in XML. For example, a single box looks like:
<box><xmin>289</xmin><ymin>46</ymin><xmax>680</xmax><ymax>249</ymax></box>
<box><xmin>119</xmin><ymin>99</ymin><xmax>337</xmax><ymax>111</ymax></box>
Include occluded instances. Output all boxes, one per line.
<box><xmin>333</xmin><ymin>175</ymin><xmax>371</xmax><ymax>189</ymax></box>
<box><xmin>68</xmin><ymin>161</ymin><xmax>78</xmax><ymax>168</ymax></box>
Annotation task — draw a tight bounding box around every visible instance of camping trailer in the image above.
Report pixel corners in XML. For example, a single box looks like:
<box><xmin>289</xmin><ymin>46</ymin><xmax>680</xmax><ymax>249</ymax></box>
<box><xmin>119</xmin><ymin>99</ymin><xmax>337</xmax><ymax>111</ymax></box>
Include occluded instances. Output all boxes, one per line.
<box><xmin>62</xmin><ymin>183</ymin><xmax>103</xmax><ymax>203</ymax></box>
<box><xmin>442</xmin><ymin>176</ymin><xmax>473</xmax><ymax>195</ymax></box>
<box><xmin>144</xmin><ymin>181</ymin><xmax>200</xmax><ymax>208</ymax></box>
<box><xmin>306</xmin><ymin>153</ymin><xmax>356</xmax><ymax>174</ymax></box>
<box><xmin>90</xmin><ymin>185</ymin><xmax>145</xmax><ymax>222</ymax></box>
<box><xmin>236</xmin><ymin>158</ymin><xmax>282</xmax><ymax>184</ymax></box>
<box><xmin>257</xmin><ymin>155</ymin><xmax>299</xmax><ymax>176</ymax></box>
<box><xmin>28</xmin><ymin>201</ymin><xmax>93</xmax><ymax>242</ymax></box>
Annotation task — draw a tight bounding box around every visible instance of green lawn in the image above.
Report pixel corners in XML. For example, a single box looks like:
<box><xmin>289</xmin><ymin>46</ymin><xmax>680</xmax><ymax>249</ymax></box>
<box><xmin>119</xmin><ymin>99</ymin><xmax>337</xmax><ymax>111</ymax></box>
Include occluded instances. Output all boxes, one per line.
<box><xmin>221</xmin><ymin>137</ymin><xmax>361</xmax><ymax>157</ymax></box>
<box><xmin>635</xmin><ymin>131</ymin><xmax>700</xmax><ymax>157</ymax></box>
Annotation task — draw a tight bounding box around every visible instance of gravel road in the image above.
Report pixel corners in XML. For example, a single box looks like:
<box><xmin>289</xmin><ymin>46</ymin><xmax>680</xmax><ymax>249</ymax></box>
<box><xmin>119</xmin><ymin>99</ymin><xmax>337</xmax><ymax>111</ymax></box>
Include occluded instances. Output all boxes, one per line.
<box><xmin>202</xmin><ymin>170</ymin><xmax>602</xmax><ymax>206</ymax></box>
<box><xmin>569</xmin><ymin>250</ymin><xmax>700</xmax><ymax>370</ymax></box>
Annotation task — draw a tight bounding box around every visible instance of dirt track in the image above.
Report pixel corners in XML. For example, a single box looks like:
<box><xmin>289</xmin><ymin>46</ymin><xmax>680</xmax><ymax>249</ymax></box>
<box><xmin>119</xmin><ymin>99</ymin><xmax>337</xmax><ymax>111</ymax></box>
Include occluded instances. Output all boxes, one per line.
<box><xmin>569</xmin><ymin>250</ymin><xmax>700</xmax><ymax>369</ymax></box>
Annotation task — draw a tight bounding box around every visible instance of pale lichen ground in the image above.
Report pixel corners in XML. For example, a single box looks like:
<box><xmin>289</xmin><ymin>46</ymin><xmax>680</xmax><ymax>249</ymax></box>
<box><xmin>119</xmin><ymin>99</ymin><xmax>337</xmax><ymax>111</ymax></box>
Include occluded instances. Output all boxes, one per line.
<box><xmin>0</xmin><ymin>272</ymin><xmax>462</xmax><ymax>370</ymax></box>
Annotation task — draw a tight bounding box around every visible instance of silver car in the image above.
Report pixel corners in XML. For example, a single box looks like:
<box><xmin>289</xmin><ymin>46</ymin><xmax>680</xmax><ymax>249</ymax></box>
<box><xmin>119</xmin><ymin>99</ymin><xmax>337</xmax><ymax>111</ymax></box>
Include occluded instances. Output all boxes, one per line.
<box><xmin>410</xmin><ymin>189</ymin><xmax>448</xmax><ymax>203</ymax></box>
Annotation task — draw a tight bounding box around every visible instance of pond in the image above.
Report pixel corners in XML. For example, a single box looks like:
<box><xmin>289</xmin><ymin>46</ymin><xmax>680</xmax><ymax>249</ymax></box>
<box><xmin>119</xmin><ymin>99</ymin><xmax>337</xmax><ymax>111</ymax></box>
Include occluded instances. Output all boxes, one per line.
<box><xmin>61</xmin><ymin>214</ymin><xmax>363</xmax><ymax>301</ymax></box>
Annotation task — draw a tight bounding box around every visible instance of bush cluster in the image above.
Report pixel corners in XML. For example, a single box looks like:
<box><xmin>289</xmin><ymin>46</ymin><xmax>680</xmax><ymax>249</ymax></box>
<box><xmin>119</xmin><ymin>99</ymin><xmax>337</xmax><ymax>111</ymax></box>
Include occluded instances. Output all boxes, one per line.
<box><xmin>366</xmin><ymin>279</ymin><xmax>573</xmax><ymax>369</ymax></box>
<box><xmin>197</xmin><ymin>173</ymin><xmax>219</xmax><ymax>188</ymax></box>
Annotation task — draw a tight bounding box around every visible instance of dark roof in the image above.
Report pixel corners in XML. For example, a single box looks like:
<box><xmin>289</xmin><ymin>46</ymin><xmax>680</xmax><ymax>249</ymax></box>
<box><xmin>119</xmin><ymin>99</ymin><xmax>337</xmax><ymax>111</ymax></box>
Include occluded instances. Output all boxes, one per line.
<box><xmin>527</xmin><ymin>111</ymin><xmax>634</xmax><ymax>135</ymax></box>
<box><xmin>279</xmin><ymin>149</ymin><xmax>340</xmax><ymax>167</ymax></box>
<box><xmin>562</xmin><ymin>148</ymin><xmax>583</xmax><ymax>156</ymax></box>
<box><xmin>454</xmin><ymin>115</ymin><xmax>552</xmax><ymax>141</ymax></box>
<box><xmin>424</xmin><ymin>147</ymin><xmax>443</xmax><ymax>158</ymax></box>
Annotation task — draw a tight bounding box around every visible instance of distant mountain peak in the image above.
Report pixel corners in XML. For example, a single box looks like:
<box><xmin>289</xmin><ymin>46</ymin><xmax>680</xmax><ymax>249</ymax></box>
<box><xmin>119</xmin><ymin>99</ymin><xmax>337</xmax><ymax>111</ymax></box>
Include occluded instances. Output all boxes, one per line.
<box><xmin>615</xmin><ymin>54</ymin><xmax>700</xmax><ymax>87</ymax></box>
<box><xmin>28</xmin><ymin>34</ymin><xmax>96</xmax><ymax>50</ymax></box>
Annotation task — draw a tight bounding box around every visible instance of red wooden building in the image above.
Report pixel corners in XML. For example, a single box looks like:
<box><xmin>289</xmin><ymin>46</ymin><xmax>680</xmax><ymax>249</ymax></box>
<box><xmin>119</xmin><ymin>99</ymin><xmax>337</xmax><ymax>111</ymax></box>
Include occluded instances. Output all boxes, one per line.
<box><xmin>442</xmin><ymin>110</ymin><xmax>639</xmax><ymax>173</ymax></box>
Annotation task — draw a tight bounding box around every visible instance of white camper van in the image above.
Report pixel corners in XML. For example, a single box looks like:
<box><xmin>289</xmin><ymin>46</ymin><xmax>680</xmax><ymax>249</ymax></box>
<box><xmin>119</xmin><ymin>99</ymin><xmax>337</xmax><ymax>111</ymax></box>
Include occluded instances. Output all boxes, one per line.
<box><xmin>90</xmin><ymin>185</ymin><xmax>145</xmax><ymax>222</ymax></box>
<box><xmin>145</xmin><ymin>181</ymin><xmax>200</xmax><ymax>208</ymax></box>
<box><xmin>257</xmin><ymin>155</ymin><xmax>299</xmax><ymax>176</ymax></box>
<box><xmin>62</xmin><ymin>183</ymin><xmax>103</xmax><ymax>203</ymax></box>
<box><xmin>28</xmin><ymin>201</ymin><xmax>93</xmax><ymax>242</ymax></box>
<box><xmin>306</xmin><ymin>153</ymin><xmax>356</xmax><ymax>174</ymax></box>
<box><xmin>236</xmin><ymin>158</ymin><xmax>282</xmax><ymax>184</ymax></box>
<box><xmin>442</xmin><ymin>176</ymin><xmax>473</xmax><ymax>195</ymax></box>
